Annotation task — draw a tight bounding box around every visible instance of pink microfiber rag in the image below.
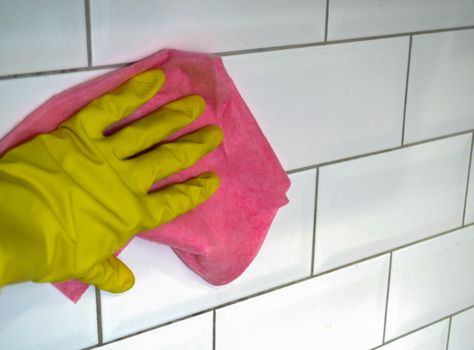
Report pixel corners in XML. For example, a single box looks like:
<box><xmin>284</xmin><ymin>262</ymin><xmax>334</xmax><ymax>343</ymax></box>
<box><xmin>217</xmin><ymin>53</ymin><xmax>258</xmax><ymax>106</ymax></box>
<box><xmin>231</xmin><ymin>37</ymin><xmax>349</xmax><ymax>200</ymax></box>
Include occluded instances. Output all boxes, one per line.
<box><xmin>0</xmin><ymin>49</ymin><xmax>290</xmax><ymax>302</ymax></box>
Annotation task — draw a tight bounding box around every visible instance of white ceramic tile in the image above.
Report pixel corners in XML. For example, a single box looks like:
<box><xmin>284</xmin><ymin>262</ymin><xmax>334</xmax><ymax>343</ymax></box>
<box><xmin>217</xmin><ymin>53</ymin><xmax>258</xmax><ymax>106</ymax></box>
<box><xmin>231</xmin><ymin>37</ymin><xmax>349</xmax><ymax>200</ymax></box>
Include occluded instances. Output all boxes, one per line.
<box><xmin>448</xmin><ymin>307</ymin><xmax>474</xmax><ymax>350</ymax></box>
<box><xmin>405</xmin><ymin>30</ymin><xmax>474</xmax><ymax>143</ymax></box>
<box><xmin>315</xmin><ymin>134</ymin><xmax>471</xmax><ymax>273</ymax></box>
<box><xmin>386</xmin><ymin>225</ymin><xmax>474</xmax><ymax>340</ymax></box>
<box><xmin>0</xmin><ymin>70</ymin><xmax>110</xmax><ymax>139</ymax></box>
<box><xmin>101</xmin><ymin>170</ymin><xmax>315</xmax><ymax>341</ymax></box>
<box><xmin>328</xmin><ymin>0</ymin><xmax>474</xmax><ymax>40</ymax></box>
<box><xmin>216</xmin><ymin>255</ymin><xmax>389</xmax><ymax>350</ymax></box>
<box><xmin>0</xmin><ymin>0</ymin><xmax>87</xmax><ymax>75</ymax></box>
<box><xmin>223</xmin><ymin>37</ymin><xmax>408</xmax><ymax>171</ymax></box>
<box><xmin>90</xmin><ymin>0</ymin><xmax>325</xmax><ymax>65</ymax></box>
<box><xmin>98</xmin><ymin>313</ymin><xmax>212</xmax><ymax>350</ymax></box>
<box><xmin>466</xmin><ymin>147</ymin><xmax>474</xmax><ymax>225</ymax></box>
<box><xmin>0</xmin><ymin>283</ymin><xmax>97</xmax><ymax>350</ymax></box>
<box><xmin>376</xmin><ymin>320</ymin><xmax>449</xmax><ymax>350</ymax></box>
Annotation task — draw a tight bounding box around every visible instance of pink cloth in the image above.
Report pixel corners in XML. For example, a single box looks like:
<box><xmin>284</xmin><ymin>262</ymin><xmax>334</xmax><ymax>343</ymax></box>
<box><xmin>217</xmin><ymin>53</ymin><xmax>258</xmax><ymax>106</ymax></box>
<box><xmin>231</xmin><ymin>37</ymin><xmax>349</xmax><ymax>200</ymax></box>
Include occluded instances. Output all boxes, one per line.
<box><xmin>0</xmin><ymin>49</ymin><xmax>290</xmax><ymax>303</ymax></box>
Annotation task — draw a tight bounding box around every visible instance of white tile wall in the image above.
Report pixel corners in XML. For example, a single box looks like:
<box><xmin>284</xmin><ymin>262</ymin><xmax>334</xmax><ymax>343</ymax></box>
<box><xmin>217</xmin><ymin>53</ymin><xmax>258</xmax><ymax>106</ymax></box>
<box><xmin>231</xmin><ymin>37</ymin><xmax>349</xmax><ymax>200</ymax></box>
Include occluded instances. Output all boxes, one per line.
<box><xmin>448</xmin><ymin>307</ymin><xmax>474</xmax><ymax>350</ymax></box>
<box><xmin>224</xmin><ymin>37</ymin><xmax>408</xmax><ymax>170</ymax></box>
<box><xmin>386</xmin><ymin>225</ymin><xmax>474</xmax><ymax>340</ymax></box>
<box><xmin>90</xmin><ymin>0</ymin><xmax>326</xmax><ymax>65</ymax></box>
<box><xmin>216</xmin><ymin>255</ymin><xmax>389</xmax><ymax>350</ymax></box>
<box><xmin>100</xmin><ymin>170</ymin><xmax>316</xmax><ymax>341</ymax></box>
<box><xmin>328</xmin><ymin>0</ymin><xmax>474</xmax><ymax>40</ymax></box>
<box><xmin>0</xmin><ymin>70</ymin><xmax>110</xmax><ymax>139</ymax></box>
<box><xmin>97</xmin><ymin>313</ymin><xmax>213</xmax><ymax>350</ymax></box>
<box><xmin>0</xmin><ymin>283</ymin><xmax>97</xmax><ymax>350</ymax></box>
<box><xmin>314</xmin><ymin>134</ymin><xmax>471</xmax><ymax>273</ymax></box>
<box><xmin>376</xmin><ymin>320</ymin><xmax>449</xmax><ymax>350</ymax></box>
<box><xmin>465</xmin><ymin>144</ymin><xmax>474</xmax><ymax>224</ymax></box>
<box><xmin>1</xmin><ymin>1</ymin><xmax>474</xmax><ymax>349</ymax></box>
<box><xmin>404</xmin><ymin>29</ymin><xmax>474</xmax><ymax>143</ymax></box>
<box><xmin>0</xmin><ymin>0</ymin><xmax>87</xmax><ymax>75</ymax></box>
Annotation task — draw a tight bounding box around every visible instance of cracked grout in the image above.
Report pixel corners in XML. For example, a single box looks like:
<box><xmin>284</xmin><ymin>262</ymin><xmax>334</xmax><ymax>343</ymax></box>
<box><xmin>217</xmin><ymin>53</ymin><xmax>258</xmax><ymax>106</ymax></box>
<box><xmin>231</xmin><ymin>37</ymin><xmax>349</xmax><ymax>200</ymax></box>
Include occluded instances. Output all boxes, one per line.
<box><xmin>286</xmin><ymin>129</ymin><xmax>474</xmax><ymax>175</ymax></box>
<box><xmin>401</xmin><ymin>35</ymin><xmax>413</xmax><ymax>146</ymax></box>
<box><xmin>462</xmin><ymin>132</ymin><xmax>474</xmax><ymax>225</ymax></box>
<box><xmin>382</xmin><ymin>253</ymin><xmax>393</xmax><ymax>343</ymax></box>
<box><xmin>310</xmin><ymin>168</ymin><xmax>319</xmax><ymax>275</ymax></box>
<box><xmin>85</xmin><ymin>222</ymin><xmax>474</xmax><ymax>349</ymax></box>
<box><xmin>1</xmin><ymin>25</ymin><xmax>474</xmax><ymax>81</ymax></box>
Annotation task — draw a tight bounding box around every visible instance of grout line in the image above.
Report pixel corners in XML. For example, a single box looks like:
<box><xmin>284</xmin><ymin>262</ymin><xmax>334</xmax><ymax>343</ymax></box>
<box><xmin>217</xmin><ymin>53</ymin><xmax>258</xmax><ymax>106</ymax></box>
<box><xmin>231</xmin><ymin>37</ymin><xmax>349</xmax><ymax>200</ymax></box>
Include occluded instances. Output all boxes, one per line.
<box><xmin>382</xmin><ymin>253</ymin><xmax>393</xmax><ymax>343</ymax></box>
<box><xmin>370</xmin><ymin>305</ymin><xmax>474</xmax><ymax>350</ymax></box>
<box><xmin>0</xmin><ymin>62</ymin><xmax>128</xmax><ymax>81</ymax></box>
<box><xmin>2</xmin><ymin>25</ymin><xmax>474</xmax><ymax>80</ymax></box>
<box><xmin>90</xmin><ymin>222</ymin><xmax>474</xmax><ymax>348</ymax></box>
<box><xmin>324</xmin><ymin>0</ymin><xmax>330</xmax><ymax>41</ymax></box>
<box><xmin>445</xmin><ymin>317</ymin><xmax>452</xmax><ymax>350</ymax></box>
<box><xmin>286</xmin><ymin>129</ymin><xmax>474</xmax><ymax>175</ymax></box>
<box><xmin>310</xmin><ymin>168</ymin><xmax>319</xmax><ymax>275</ymax></box>
<box><xmin>213</xmin><ymin>310</ymin><xmax>217</xmax><ymax>350</ymax></box>
<box><xmin>84</xmin><ymin>0</ymin><xmax>93</xmax><ymax>67</ymax></box>
<box><xmin>95</xmin><ymin>287</ymin><xmax>103</xmax><ymax>345</ymax></box>
<box><xmin>462</xmin><ymin>132</ymin><xmax>474</xmax><ymax>225</ymax></box>
<box><xmin>400</xmin><ymin>35</ymin><xmax>413</xmax><ymax>146</ymax></box>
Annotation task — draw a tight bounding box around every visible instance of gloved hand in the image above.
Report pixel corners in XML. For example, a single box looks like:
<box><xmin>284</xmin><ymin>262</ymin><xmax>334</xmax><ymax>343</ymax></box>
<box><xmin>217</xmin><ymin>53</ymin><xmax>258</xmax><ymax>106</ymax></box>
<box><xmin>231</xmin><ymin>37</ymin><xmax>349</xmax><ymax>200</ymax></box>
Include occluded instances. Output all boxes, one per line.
<box><xmin>0</xmin><ymin>69</ymin><xmax>223</xmax><ymax>293</ymax></box>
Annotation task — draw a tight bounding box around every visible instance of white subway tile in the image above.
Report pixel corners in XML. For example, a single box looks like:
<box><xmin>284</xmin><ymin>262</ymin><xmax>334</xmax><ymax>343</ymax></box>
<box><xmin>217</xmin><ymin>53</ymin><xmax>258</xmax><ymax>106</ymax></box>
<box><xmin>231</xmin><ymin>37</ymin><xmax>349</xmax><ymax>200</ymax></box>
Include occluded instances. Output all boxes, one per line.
<box><xmin>448</xmin><ymin>307</ymin><xmax>474</xmax><ymax>350</ymax></box>
<box><xmin>405</xmin><ymin>30</ymin><xmax>474</xmax><ymax>143</ymax></box>
<box><xmin>224</xmin><ymin>38</ymin><xmax>408</xmax><ymax>170</ymax></box>
<box><xmin>90</xmin><ymin>0</ymin><xmax>325</xmax><ymax>65</ymax></box>
<box><xmin>0</xmin><ymin>283</ymin><xmax>97</xmax><ymax>350</ymax></box>
<box><xmin>386</xmin><ymin>226</ymin><xmax>474</xmax><ymax>340</ymax></box>
<box><xmin>0</xmin><ymin>0</ymin><xmax>87</xmax><ymax>75</ymax></box>
<box><xmin>465</xmin><ymin>144</ymin><xmax>474</xmax><ymax>225</ymax></box>
<box><xmin>0</xmin><ymin>70</ymin><xmax>110</xmax><ymax>139</ymax></box>
<box><xmin>101</xmin><ymin>171</ymin><xmax>315</xmax><ymax>341</ymax></box>
<box><xmin>328</xmin><ymin>0</ymin><xmax>474</xmax><ymax>40</ymax></box>
<box><xmin>315</xmin><ymin>134</ymin><xmax>471</xmax><ymax>273</ymax></box>
<box><xmin>97</xmin><ymin>313</ymin><xmax>212</xmax><ymax>350</ymax></box>
<box><xmin>216</xmin><ymin>255</ymin><xmax>389</xmax><ymax>350</ymax></box>
<box><xmin>376</xmin><ymin>320</ymin><xmax>449</xmax><ymax>350</ymax></box>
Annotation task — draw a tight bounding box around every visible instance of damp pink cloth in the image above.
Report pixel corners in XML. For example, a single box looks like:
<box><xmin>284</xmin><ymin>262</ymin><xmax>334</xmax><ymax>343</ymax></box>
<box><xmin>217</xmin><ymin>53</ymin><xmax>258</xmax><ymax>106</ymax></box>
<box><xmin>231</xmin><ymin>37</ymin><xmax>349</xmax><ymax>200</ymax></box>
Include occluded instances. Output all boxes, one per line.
<box><xmin>0</xmin><ymin>49</ymin><xmax>290</xmax><ymax>303</ymax></box>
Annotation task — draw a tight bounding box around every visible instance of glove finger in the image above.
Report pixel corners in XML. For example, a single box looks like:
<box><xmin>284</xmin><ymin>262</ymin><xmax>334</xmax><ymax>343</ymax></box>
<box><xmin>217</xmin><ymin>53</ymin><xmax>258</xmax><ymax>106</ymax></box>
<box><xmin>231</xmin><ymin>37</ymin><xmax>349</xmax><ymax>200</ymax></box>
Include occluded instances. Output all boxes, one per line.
<box><xmin>142</xmin><ymin>172</ymin><xmax>220</xmax><ymax>229</ymax></box>
<box><xmin>73</xmin><ymin>69</ymin><xmax>166</xmax><ymax>139</ymax></box>
<box><xmin>108</xmin><ymin>95</ymin><xmax>206</xmax><ymax>159</ymax></box>
<box><xmin>127</xmin><ymin>125</ymin><xmax>223</xmax><ymax>194</ymax></box>
<box><xmin>79</xmin><ymin>256</ymin><xmax>135</xmax><ymax>293</ymax></box>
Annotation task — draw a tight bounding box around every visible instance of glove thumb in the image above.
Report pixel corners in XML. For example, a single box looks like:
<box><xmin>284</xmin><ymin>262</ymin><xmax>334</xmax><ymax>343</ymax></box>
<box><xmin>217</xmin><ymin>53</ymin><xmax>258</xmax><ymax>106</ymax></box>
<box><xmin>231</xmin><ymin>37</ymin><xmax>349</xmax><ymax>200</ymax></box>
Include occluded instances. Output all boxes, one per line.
<box><xmin>80</xmin><ymin>256</ymin><xmax>135</xmax><ymax>293</ymax></box>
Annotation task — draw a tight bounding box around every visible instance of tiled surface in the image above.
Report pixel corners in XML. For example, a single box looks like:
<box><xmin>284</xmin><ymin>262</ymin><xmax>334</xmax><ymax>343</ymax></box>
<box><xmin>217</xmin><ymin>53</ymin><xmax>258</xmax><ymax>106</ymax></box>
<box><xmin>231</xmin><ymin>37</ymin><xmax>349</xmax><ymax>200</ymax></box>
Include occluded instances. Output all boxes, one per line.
<box><xmin>224</xmin><ymin>37</ymin><xmax>408</xmax><ymax>170</ymax></box>
<box><xmin>1</xmin><ymin>1</ymin><xmax>474</xmax><ymax>349</ymax></box>
<box><xmin>376</xmin><ymin>319</ymin><xmax>449</xmax><ymax>350</ymax></box>
<box><xmin>448</xmin><ymin>307</ymin><xmax>474</xmax><ymax>350</ymax></box>
<box><xmin>404</xmin><ymin>29</ymin><xmax>474</xmax><ymax>143</ymax></box>
<box><xmin>314</xmin><ymin>134</ymin><xmax>471</xmax><ymax>273</ymax></box>
<box><xmin>216</xmin><ymin>255</ymin><xmax>389</xmax><ymax>350</ymax></box>
<box><xmin>0</xmin><ymin>0</ymin><xmax>87</xmax><ymax>75</ymax></box>
<box><xmin>0</xmin><ymin>70</ymin><xmax>110</xmax><ymax>139</ymax></box>
<box><xmin>97</xmin><ymin>313</ymin><xmax>213</xmax><ymax>350</ymax></box>
<box><xmin>328</xmin><ymin>0</ymin><xmax>474</xmax><ymax>40</ymax></box>
<box><xmin>465</xmin><ymin>142</ymin><xmax>474</xmax><ymax>224</ymax></box>
<box><xmin>100</xmin><ymin>170</ymin><xmax>316</xmax><ymax>341</ymax></box>
<box><xmin>90</xmin><ymin>0</ymin><xmax>326</xmax><ymax>65</ymax></box>
<box><xmin>386</xmin><ymin>225</ymin><xmax>474</xmax><ymax>340</ymax></box>
<box><xmin>0</xmin><ymin>283</ymin><xmax>97</xmax><ymax>350</ymax></box>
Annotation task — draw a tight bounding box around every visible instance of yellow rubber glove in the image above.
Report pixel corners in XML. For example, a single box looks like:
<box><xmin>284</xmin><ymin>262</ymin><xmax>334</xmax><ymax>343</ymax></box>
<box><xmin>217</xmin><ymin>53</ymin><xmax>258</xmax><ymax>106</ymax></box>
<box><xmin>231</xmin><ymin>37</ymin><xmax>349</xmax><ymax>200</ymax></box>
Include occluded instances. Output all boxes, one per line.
<box><xmin>0</xmin><ymin>69</ymin><xmax>223</xmax><ymax>293</ymax></box>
